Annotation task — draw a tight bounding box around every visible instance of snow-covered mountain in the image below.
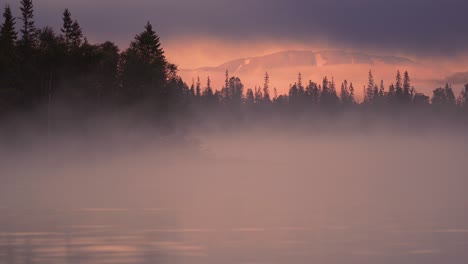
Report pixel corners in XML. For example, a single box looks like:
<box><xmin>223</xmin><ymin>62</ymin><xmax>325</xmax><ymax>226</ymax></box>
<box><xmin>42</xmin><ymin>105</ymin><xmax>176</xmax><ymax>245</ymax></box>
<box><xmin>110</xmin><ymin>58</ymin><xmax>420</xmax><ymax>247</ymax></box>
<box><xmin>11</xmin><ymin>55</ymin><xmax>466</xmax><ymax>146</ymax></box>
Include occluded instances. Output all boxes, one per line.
<box><xmin>186</xmin><ymin>50</ymin><xmax>414</xmax><ymax>74</ymax></box>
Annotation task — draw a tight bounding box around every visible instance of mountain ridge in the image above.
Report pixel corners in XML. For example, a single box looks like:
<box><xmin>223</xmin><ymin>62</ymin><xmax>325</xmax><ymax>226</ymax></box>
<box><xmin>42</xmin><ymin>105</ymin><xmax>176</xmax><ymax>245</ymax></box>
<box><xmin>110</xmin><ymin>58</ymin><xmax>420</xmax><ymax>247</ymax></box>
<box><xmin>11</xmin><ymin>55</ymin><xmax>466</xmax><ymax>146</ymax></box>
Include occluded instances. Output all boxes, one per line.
<box><xmin>182</xmin><ymin>50</ymin><xmax>415</xmax><ymax>74</ymax></box>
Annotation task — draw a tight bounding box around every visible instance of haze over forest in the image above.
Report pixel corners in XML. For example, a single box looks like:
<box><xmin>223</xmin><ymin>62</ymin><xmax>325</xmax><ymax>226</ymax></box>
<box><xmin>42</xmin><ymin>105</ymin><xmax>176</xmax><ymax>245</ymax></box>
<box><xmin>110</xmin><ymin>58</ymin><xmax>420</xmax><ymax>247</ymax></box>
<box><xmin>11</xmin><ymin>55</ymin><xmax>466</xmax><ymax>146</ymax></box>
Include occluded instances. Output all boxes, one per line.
<box><xmin>1</xmin><ymin>1</ymin><xmax>468</xmax><ymax>264</ymax></box>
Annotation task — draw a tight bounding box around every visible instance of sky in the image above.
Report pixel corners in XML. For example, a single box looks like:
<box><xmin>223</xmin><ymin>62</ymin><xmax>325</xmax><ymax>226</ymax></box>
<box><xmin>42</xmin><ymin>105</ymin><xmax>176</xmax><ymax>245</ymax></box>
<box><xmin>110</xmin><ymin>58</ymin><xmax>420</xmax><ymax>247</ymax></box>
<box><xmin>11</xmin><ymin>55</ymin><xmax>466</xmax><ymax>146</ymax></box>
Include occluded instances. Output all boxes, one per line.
<box><xmin>5</xmin><ymin>0</ymin><xmax>468</xmax><ymax>93</ymax></box>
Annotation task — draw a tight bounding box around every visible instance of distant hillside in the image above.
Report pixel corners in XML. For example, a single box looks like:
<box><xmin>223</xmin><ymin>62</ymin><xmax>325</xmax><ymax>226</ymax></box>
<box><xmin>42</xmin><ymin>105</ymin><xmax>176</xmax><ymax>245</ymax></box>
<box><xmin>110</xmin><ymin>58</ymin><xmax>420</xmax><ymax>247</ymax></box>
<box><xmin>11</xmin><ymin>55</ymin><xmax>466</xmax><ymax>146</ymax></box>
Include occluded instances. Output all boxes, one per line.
<box><xmin>444</xmin><ymin>71</ymin><xmax>468</xmax><ymax>85</ymax></box>
<box><xmin>185</xmin><ymin>50</ymin><xmax>414</xmax><ymax>74</ymax></box>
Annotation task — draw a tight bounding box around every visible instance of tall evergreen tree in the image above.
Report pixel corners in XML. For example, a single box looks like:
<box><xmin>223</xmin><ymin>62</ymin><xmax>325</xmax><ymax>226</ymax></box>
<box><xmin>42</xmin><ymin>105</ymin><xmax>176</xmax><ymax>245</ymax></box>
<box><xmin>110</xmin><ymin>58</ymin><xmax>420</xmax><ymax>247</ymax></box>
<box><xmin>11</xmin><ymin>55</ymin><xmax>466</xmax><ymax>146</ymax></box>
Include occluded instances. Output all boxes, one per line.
<box><xmin>195</xmin><ymin>76</ymin><xmax>201</xmax><ymax>97</ymax></box>
<box><xmin>340</xmin><ymin>80</ymin><xmax>350</xmax><ymax>105</ymax></box>
<box><xmin>458</xmin><ymin>83</ymin><xmax>468</xmax><ymax>108</ymax></box>
<box><xmin>70</xmin><ymin>20</ymin><xmax>83</xmax><ymax>47</ymax></box>
<box><xmin>364</xmin><ymin>70</ymin><xmax>375</xmax><ymax>104</ymax></box>
<box><xmin>255</xmin><ymin>86</ymin><xmax>263</xmax><ymax>104</ymax></box>
<box><xmin>297</xmin><ymin>72</ymin><xmax>304</xmax><ymax>95</ymax></box>
<box><xmin>263</xmin><ymin>72</ymin><xmax>271</xmax><ymax>103</ymax></box>
<box><xmin>395</xmin><ymin>70</ymin><xmax>403</xmax><ymax>101</ymax></box>
<box><xmin>403</xmin><ymin>71</ymin><xmax>411</xmax><ymax>102</ymax></box>
<box><xmin>349</xmin><ymin>82</ymin><xmax>355</xmax><ymax>104</ymax></box>
<box><xmin>189</xmin><ymin>78</ymin><xmax>195</xmax><ymax>97</ymax></box>
<box><xmin>19</xmin><ymin>0</ymin><xmax>37</xmax><ymax>49</ymax></box>
<box><xmin>0</xmin><ymin>5</ymin><xmax>17</xmax><ymax>49</ymax></box>
<box><xmin>120</xmin><ymin>22</ymin><xmax>170</xmax><ymax>105</ymax></box>
<box><xmin>60</xmin><ymin>9</ymin><xmax>73</xmax><ymax>48</ymax></box>
<box><xmin>0</xmin><ymin>5</ymin><xmax>19</xmax><ymax>113</ymax></box>
<box><xmin>379</xmin><ymin>80</ymin><xmax>385</xmax><ymax>97</ymax></box>
<box><xmin>245</xmin><ymin>88</ymin><xmax>255</xmax><ymax>106</ymax></box>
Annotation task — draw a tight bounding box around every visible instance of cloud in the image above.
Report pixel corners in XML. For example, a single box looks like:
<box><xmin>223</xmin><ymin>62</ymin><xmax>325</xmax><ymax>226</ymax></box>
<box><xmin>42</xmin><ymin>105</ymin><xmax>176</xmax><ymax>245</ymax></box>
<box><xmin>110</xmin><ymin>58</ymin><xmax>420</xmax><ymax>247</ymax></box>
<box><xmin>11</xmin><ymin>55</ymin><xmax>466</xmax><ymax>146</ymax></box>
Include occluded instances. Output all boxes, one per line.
<box><xmin>6</xmin><ymin>0</ymin><xmax>468</xmax><ymax>57</ymax></box>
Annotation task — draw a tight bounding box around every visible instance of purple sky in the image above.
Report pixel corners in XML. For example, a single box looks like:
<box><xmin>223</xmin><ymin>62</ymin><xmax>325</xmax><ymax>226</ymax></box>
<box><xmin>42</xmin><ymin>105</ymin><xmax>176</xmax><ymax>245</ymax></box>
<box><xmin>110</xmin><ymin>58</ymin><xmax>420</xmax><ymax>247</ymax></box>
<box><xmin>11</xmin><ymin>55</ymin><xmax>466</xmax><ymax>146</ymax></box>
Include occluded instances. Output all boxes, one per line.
<box><xmin>5</xmin><ymin>0</ymin><xmax>468</xmax><ymax>57</ymax></box>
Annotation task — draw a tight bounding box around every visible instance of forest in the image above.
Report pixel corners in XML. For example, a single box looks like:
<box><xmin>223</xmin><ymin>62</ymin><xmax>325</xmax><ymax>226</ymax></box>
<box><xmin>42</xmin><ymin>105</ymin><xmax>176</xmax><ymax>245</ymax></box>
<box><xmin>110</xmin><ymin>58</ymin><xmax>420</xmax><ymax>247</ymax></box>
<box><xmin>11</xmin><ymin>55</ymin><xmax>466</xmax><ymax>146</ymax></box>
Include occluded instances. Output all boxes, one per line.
<box><xmin>1</xmin><ymin>0</ymin><xmax>468</xmax><ymax>132</ymax></box>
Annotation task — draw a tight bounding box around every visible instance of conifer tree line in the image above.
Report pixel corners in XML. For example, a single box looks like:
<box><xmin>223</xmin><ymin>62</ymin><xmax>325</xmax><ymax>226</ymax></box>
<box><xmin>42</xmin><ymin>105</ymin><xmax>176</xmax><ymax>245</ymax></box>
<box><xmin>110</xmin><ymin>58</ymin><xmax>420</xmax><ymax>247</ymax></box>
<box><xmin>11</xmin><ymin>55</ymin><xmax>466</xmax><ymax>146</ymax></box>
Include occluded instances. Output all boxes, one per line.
<box><xmin>1</xmin><ymin>1</ymin><xmax>468</xmax><ymax>125</ymax></box>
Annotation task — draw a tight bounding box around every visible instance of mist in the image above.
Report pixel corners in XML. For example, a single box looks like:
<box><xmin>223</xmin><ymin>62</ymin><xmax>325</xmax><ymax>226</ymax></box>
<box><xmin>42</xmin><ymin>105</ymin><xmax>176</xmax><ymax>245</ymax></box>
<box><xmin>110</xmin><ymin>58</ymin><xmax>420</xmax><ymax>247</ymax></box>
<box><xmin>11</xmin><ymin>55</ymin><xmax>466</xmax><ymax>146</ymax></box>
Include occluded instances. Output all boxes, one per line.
<box><xmin>2</xmin><ymin>0</ymin><xmax>468</xmax><ymax>262</ymax></box>
<box><xmin>1</xmin><ymin>115</ymin><xmax>468</xmax><ymax>264</ymax></box>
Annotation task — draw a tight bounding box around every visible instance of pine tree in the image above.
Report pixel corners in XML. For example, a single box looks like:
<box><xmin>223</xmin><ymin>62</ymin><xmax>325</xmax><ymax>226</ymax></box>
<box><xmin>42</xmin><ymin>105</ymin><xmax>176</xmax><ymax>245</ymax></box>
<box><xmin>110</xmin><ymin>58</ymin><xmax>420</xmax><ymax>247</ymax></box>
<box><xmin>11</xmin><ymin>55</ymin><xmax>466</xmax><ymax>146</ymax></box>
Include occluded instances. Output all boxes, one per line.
<box><xmin>457</xmin><ymin>83</ymin><xmax>468</xmax><ymax>108</ymax></box>
<box><xmin>255</xmin><ymin>86</ymin><xmax>263</xmax><ymax>104</ymax></box>
<box><xmin>365</xmin><ymin>70</ymin><xmax>375</xmax><ymax>104</ymax></box>
<box><xmin>60</xmin><ymin>9</ymin><xmax>73</xmax><ymax>47</ymax></box>
<box><xmin>131</xmin><ymin>22</ymin><xmax>166</xmax><ymax>66</ymax></box>
<box><xmin>379</xmin><ymin>80</ymin><xmax>385</xmax><ymax>97</ymax></box>
<box><xmin>70</xmin><ymin>20</ymin><xmax>83</xmax><ymax>47</ymax></box>
<box><xmin>245</xmin><ymin>88</ymin><xmax>255</xmax><ymax>106</ymax></box>
<box><xmin>395</xmin><ymin>70</ymin><xmax>403</xmax><ymax>101</ymax></box>
<box><xmin>349</xmin><ymin>82</ymin><xmax>355</xmax><ymax>104</ymax></box>
<box><xmin>222</xmin><ymin>70</ymin><xmax>230</xmax><ymax>103</ymax></box>
<box><xmin>403</xmin><ymin>71</ymin><xmax>411</xmax><ymax>102</ymax></box>
<box><xmin>189</xmin><ymin>78</ymin><xmax>195</xmax><ymax>97</ymax></box>
<box><xmin>0</xmin><ymin>5</ymin><xmax>19</xmax><ymax>112</ymax></box>
<box><xmin>263</xmin><ymin>72</ymin><xmax>271</xmax><ymax>103</ymax></box>
<box><xmin>445</xmin><ymin>83</ymin><xmax>455</xmax><ymax>105</ymax></box>
<box><xmin>431</xmin><ymin>84</ymin><xmax>456</xmax><ymax>107</ymax></box>
<box><xmin>120</xmin><ymin>22</ymin><xmax>170</xmax><ymax>104</ymax></box>
<box><xmin>0</xmin><ymin>5</ymin><xmax>17</xmax><ymax>49</ymax></box>
<box><xmin>203</xmin><ymin>76</ymin><xmax>215</xmax><ymax>105</ymax></box>
<box><xmin>340</xmin><ymin>80</ymin><xmax>350</xmax><ymax>105</ymax></box>
<box><xmin>19</xmin><ymin>0</ymin><xmax>37</xmax><ymax>49</ymax></box>
<box><xmin>195</xmin><ymin>76</ymin><xmax>201</xmax><ymax>97</ymax></box>
<box><xmin>297</xmin><ymin>72</ymin><xmax>304</xmax><ymax>95</ymax></box>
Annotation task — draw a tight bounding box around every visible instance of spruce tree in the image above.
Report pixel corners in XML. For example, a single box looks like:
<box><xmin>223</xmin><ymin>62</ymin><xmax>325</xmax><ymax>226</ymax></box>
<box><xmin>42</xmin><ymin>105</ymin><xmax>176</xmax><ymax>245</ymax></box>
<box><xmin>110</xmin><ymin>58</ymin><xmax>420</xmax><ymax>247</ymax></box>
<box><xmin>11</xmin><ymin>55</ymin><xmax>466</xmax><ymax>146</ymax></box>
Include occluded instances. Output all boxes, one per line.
<box><xmin>120</xmin><ymin>21</ymin><xmax>170</xmax><ymax>105</ymax></box>
<box><xmin>70</xmin><ymin>20</ymin><xmax>83</xmax><ymax>47</ymax></box>
<box><xmin>60</xmin><ymin>9</ymin><xmax>73</xmax><ymax>47</ymax></box>
<box><xmin>0</xmin><ymin>5</ymin><xmax>17</xmax><ymax>49</ymax></box>
<box><xmin>340</xmin><ymin>80</ymin><xmax>349</xmax><ymax>105</ymax></box>
<box><xmin>365</xmin><ymin>70</ymin><xmax>375</xmax><ymax>104</ymax></box>
<box><xmin>395</xmin><ymin>70</ymin><xmax>403</xmax><ymax>101</ymax></box>
<box><xmin>195</xmin><ymin>76</ymin><xmax>201</xmax><ymax>97</ymax></box>
<box><xmin>349</xmin><ymin>82</ymin><xmax>355</xmax><ymax>104</ymax></box>
<box><xmin>245</xmin><ymin>88</ymin><xmax>255</xmax><ymax>106</ymax></box>
<box><xmin>263</xmin><ymin>72</ymin><xmax>271</xmax><ymax>103</ymax></box>
<box><xmin>19</xmin><ymin>0</ymin><xmax>37</xmax><ymax>48</ymax></box>
<box><xmin>403</xmin><ymin>71</ymin><xmax>411</xmax><ymax>102</ymax></box>
<box><xmin>255</xmin><ymin>86</ymin><xmax>263</xmax><ymax>104</ymax></box>
<box><xmin>379</xmin><ymin>80</ymin><xmax>385</xmax><ymax>97</ymax></box>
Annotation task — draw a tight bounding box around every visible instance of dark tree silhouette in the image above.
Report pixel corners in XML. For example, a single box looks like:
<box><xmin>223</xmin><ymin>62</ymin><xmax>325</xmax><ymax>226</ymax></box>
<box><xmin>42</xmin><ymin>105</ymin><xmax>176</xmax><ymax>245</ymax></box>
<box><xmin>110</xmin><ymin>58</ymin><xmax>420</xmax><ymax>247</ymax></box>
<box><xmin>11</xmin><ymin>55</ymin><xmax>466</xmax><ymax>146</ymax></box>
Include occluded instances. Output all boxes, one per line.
<box><xmin>263</xmin><ymin>72</ymin><xmax>271</xmax><ymax>103</ymax></box>
<box><xmin>60</xmin><ymin>9</ymin><xmax>73</xmax><ymax>49</ymax></box>
<box><xmin>364</xmin><ymin>70</ymin><xmax>375</xmax><ymax>104</ymax></box>
<box><xmin>0</xmin><ymin>5</ymin><xmax>19</xmax><ymax>113</ymax></box>
<box><xmin>19</xmin><ymin>0</ymin><xmax>37</xmax><ymax>49</ymax></box>
<box><xmin>403</xmin><ymin>71</ymin><xmax>412</xmax><ymax>103</ymax></box>
<box><xmin>395</xmin><ymin>70</ymin><xmax>403</xmax><ymax>102</ymax></box>
<box><xmin>2</xmin><ymin>2</ymin><xmax>468</xmax><ymax>129</ymax></box>
<box><xmin>119</xmin><ymin>22</ymin><xmax>171</xmax><ymax>108</ymax></box>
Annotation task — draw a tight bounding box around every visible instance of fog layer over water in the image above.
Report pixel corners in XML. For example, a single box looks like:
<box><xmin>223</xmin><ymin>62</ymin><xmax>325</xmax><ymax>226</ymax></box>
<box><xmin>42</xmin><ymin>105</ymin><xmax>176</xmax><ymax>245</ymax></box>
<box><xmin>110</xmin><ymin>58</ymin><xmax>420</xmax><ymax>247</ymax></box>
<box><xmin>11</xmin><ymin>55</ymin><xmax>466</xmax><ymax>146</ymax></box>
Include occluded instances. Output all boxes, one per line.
<box><xmin>1</xmin><ymin>123</ymin><xmax>468</xmax><ymax>264</ymax></box>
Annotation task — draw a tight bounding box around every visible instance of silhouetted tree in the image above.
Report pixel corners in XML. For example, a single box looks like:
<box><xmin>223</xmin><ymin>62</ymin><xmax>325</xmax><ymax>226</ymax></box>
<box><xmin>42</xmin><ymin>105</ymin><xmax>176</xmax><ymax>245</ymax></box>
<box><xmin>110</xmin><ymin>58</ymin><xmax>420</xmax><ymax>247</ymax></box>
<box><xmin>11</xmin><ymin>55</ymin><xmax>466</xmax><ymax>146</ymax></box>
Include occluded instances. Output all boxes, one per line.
<box><xmin>70</xmin><ymin>20</ymin><xmax>83</xmax><ymax>48</ymax></box>
<box><xmin>263</xmin><ymin>72</ymin><xmax>271</xmax><ymax>103</ymax></box>
<box><xmin>60</xmin><ymin>9</ymin><xmax>73</xmax><ymax>49</ymax></box>
<box><xmin>0</xmin><ymin>5</ymin><xmax>19</xmax><ymax>113</ymax></box>
<box><xmin>413</xmin><ymin>93</ymin><xmax>429</xmax><ymax>106</ymax></box>
<box><xmin>395</xmin><ymin>70</ymin><xmax>403</xmax><ymax>102</ymax></box>
<box><xmin>349</xmin><ymin>82</ymin><xmax>355</xmax><ymax>105</ymax></box>
<box><xmin>432</xmin><ymin>83</ymin><xmax>455</xmax><ymax>107</ymax></box>
<box><xmin>254</xmin><ymin>86</ymin><xmax>263</xmax><ymax>104</ymax></box>
<box><xmin>0</xmin><ymin>5</ymin><xmax>16</xmax><ymax>49</ymax></box>
<box><xmin>119</xmin><ymin>22</ymin><xmax>170</xmax><ymax>107</ymax></box>
<box><xmin>245</xmin><ymin>88</ymin><xmax>255</xmax><ymax>106</ymax></box>
<box><xmin>19</xmin><ymin>0</ymin><xmax>37</xmax><ymax>50</ymax></box>
<box><xmin>320</xmin><ymin>76</ymin><xmax>339</xmax><ymax>106</ymax></box>
<box><xmin>403</xmin><ymin>71</ymin><xmax>411</xmax><ymax>103</ymax></box>
<box><xmin>202</xmin><ymin>76</ymin><xmax>217</xmax><ymax>107</ymax></box>
<box><xmin>195</xmin><ymin>76</ymin><xmax>201</xmax><ymax>97</ymax></box>
<box><xmin>457</xmin><ymin>83</ymin><xmax>468</xmax><ymax>108</ymax></box>
<box><xmin>364</xmin><ymin>70</ymin><xmax>375</xmax><ymax>104</ymax></box>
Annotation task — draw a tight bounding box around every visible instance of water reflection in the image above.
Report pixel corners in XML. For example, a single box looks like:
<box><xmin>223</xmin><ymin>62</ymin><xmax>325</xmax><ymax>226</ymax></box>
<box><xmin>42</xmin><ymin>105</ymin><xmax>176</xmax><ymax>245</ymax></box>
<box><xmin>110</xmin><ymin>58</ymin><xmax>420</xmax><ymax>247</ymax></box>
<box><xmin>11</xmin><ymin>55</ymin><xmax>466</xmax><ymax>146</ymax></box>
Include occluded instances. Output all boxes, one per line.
<box><xmin>1</xmin><ymin>208</ymin><xmax>468</xmax><ymax>264</ymax></box>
